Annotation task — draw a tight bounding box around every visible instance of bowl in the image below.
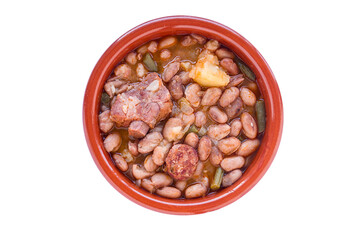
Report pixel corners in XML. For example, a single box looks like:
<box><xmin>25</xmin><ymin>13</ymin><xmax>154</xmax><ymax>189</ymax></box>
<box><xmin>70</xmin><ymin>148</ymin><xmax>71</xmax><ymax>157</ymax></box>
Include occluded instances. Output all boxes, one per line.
<box><xmin>83</xmin><ymin>15</ymin><xmax>283</xmax><ymax>215</ymax></box>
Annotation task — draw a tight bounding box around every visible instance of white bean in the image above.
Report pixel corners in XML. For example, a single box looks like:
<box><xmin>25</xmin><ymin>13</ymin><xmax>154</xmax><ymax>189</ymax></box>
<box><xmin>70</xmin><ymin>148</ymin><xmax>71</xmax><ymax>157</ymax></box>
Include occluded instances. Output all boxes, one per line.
<box><xmin>222</xmin><ymin>169</ymin><xmax>242</xmax><ymax>187</ymax></box>
<box><xmin>156</xmin><ymin>187</ymin><xmax>181</xmax><ymax>198</ymax></box>
<box><xmin>185</xmin><ymin>183</ymin><xmax>207</xmax><ymax>198</ymax></box>
<box><xmin>103</xmin><ymin>132</ymin><xmax>122</xmax><ymax>152</ymax></box>
<box><xmin>151</xmin><ymin>173</ymin><xmax>173</xmax><ymax>188</ymax></box>
<box><xmin>220</xmin><ymin>156</ymin><xmax>245</xmax><ymax>172</ymax></box>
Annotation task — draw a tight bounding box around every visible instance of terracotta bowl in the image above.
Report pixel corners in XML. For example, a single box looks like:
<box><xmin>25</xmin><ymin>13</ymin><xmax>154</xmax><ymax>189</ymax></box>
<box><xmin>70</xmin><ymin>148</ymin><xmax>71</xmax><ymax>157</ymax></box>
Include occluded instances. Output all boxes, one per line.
<box><xmin>83</xmin><ymin>16</ymin><xmax>283</xmax><ymax>215</ymax></box>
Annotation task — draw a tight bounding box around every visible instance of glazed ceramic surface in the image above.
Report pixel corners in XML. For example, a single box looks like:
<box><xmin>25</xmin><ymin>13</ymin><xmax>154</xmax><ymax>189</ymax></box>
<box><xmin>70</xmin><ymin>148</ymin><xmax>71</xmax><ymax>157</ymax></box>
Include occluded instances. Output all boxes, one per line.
<box><xmin>83</xmin><ymin>16</ymin><xmax>283</xmax><ymax>215</ymax></box>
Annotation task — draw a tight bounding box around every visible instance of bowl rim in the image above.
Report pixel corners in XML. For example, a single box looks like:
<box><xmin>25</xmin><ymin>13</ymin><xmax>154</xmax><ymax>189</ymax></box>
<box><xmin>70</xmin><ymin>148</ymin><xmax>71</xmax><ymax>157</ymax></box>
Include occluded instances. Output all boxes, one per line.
<box><xmin>83</xmin><ymin>15</ymin><xmax>283</xmax><ymax>215</ymax></box>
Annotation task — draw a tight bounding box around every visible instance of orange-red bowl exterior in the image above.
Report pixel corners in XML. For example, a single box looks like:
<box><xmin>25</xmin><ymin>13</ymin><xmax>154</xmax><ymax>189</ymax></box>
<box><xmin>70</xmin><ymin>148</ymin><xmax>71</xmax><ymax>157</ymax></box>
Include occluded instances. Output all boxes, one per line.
<box><xmin>83</xmin><ymin>16</ymin><xmax>283</xmax><ymax>215</ymax></box>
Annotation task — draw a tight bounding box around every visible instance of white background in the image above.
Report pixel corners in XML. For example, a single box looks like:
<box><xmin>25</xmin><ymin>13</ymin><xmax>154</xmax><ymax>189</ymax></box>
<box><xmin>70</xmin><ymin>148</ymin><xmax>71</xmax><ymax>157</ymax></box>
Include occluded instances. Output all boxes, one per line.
<box><xmin>1</xmin><ymin>0</ymin><xmax>359</xmax><ymax>239</ymax></box>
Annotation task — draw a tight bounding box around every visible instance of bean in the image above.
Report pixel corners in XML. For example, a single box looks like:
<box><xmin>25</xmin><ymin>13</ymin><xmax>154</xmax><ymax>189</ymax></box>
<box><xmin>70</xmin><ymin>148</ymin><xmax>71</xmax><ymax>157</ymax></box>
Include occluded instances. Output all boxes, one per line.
<box><xmin>158</xmin><ymin>36</ymin><xmax>177</xmax><ymax>49</ymax></box>
<box><xmin>240</xmin><ymin>87</ymin><xmax>256</xmax><ymax>106</ymax></box>
<box><xmin>160</xmin><ymin>49</ymin><xmax>171</xmax><ymax>60</ymax></box>
<box><xmin>207</xmin><ymin>124</ymin><xmax>231</xmax><ymax>141</ymax></box>
<box><xmin>144</xmin><ymin>155</ymin><xmax>158</xmax><ymax>172</ymax></box>
<box><xmin>220</xmin><ymin>156</ymin><xmax>245</xmax><ymax>172</ymax></box>
<box><xmin>194</xmin><ymin>111</ymin><xmax>207</xmax><ymax>128</ymax></box>
<box><xmin>178</xmin><ymin>71</ymin><xmax>191</xmax><ymax>85</ymax></box>
<box><xmin>114</xmin><ymin>63</ymin><xmax>132</xmax><ymax>80</ymax></box>
<box><xmin>136</xmin><ymin>63</ymin><xmax>147</xmax><ymax>78</ymax></box>
<box><xmin>185</xmin><ymin>183</ymin><xmax>207</xmax><ymax>198</ymax></box>
<box><xmin>175</xmin><ymin>180</ymin><xmax>187</xmax><ymax>191</ymax></box>
<box><xmin>168</xmin><ymin>78</ymin><xmax>184</xmax><ymax>100</ymax></box>
<box><xmin>215</xmin><ymin>48</ymin><xmax>235</xmax><ymax>59</ymax></box>
<box><xmin>178</xmin><ymin>97</ymin><xmax>194</xmax><ymax>115</ymax></box>
<box><xmin>185</xmin><ymin>83</ymin><xmax>202</xmax><ymax>107</ymax></box>
<box><xmin>132</xmin><ymin>164</ymin><xmax>154</xmax><ymax>179</ymax></box>
<box><xmin>201</xmin><ymin>87</ymin><xmax>222</xmax><ymax>106</ymax></box>
<box><xmin>222</xmin><ymin>169</ymin><xmax>242</xmax><ymax>187</ymax></box>
<box><xmin>225</xmin><ymin>97</ymin><xmax>243</xmax><ymax>119</ymax></box>
<box><xmin>113</xmin><ymin>154</ymin><xmax>128</xmax><ymax>171</ymax></box>
<box><xmin>204</xmin><ymin>39</ymin><xmax>220</xmax><ymax>52</ymax></box>
<box><xmin>209</xmin><ymin>146</ymin><xmax>223</xmax><ymax>167</ymax></box>
<box><xmin>128</xmin><ymin>140</ymin><xmax>139</xmax><ymax>156</ymax></box>
<box><xmin>190</xmin><ymin>33</ymin><xmax>206</xmax><ymax>44</ymax></box>
<box><xmin>147</xmin><ymin>41</ymin><xmax>158</xmax><ymax>53</ymax></box>
<box><xmin>220</xmin><ymin>58</ymin><xmax>240</xmax><ymax>75</ymax></box>
<box><xmin>156</xmin><ymin>187</ymin><xmax>182</xmax><ymax>199</ymax></box>
<box><xmin>152</xmin><ymin>140</ymin><xmax>172</xmax><ymax>165</ymax></box>
<box><xmin>227</xmin><ymin>74</ymin><xmax>245</xmax><ymax>88</ymax></box>
<box><xmin>198</xmin><ymin>136</ymin><xmax>212</xmax><ymax>161</ymax></box>
<box><xmin>240</xmin><ymin>112</ymin><xmax>258</xmax><ymax>139</ymax></box>
<box><xmin>163</xmin><ymin>117</ymin><xmax>184</xmax><ymax>142</ymax></box>
<box><xmin>236</xmin><ymin>139</ymin><xmax>260</xmax><ymax>157</ymax></box>
<box><xmin>104</xmin><ymin>80</ymin><xmax>125</xmax><ymax>98</ymax></box>
<box><xmin>194</xmin><ymin>161</ymin><xmax>205</xmax><ymax>177</ymax></box>
<box><xmin>125</xmin><ymin>52</ymin><xmax>137</xmax><ymax>65</ymax></box>
<box><xmin>219</xmin><ymin>87</ymin><xmax>240</xmax><ymax>108</ymax></box>
<box><xmin>237</xmin><ymin>60</ymin><xmax>256</xmax><ymax>81</ymax></box>
<box><xmin>138</xmin><ymin>132</ymin><xmax>163</xmax><ymax>154</ymax></box>
<box><xmin>151</xmin><ymin>173</ymin><xmax>173</xmax><ymax>188</ymax></box>
<box><xmin>137</xmin><ymin>44</ymin><xmax>148</xmax><ymax>54</ymax></box>
<box><xmin>141</xmin><ymin>179</ymin><xmax>155</xmax><ymax>193</ymax></box>
<box><xmin>230</xmin><ymin>119</ymin><xmax>242</xmax><ymax>137</ymax></box>
<box><xmin>178</xmin><ymin>112</ymin><xmax>195</xmax><ymax>126</ymax></box>
<box><xmin>184</xmin><ymin>132</ymin><xmax>199</xmax><ymax>148</ymax></box>
<box><xmin>163</xmin><ymin>60</ymin><xmax>180</xmax><ymax>82</ymax></box>
<box><xmin>181</xmin><ymin>35</ymin><xmax>197</xmax><ymax>46</ymax></box>
<box><xmin>209</xmin><ymin>106</ymin><xmax>228</xmax><ymax>124</ymax></box>
<box><xmin>218</xmin><ymin>137</ymin><xmax>241</xmax><ymax>155</ymax></box>
<box><xmin>103</xmin><ymin>132</ymin><xmax>122</xmax><ymax>152</ymax></box>
<box><xmin>99</xmin><ymin>110</ymin><xmax>114</xmax><ymax>133</ymax></box>
<box><xmin>255</xmin><ymin>100</ymin><xmax>266</xmax><ymax>133</ymax></box>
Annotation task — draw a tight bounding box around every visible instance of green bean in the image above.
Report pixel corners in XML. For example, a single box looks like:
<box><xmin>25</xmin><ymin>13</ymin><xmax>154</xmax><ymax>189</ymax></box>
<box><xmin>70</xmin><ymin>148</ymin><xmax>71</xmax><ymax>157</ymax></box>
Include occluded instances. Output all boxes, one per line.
<box><xmin>143</xmin><ymin>53</ymin><xmax>158</xmax><ymax>72</ymax></box>
<box><xmin>211</xmin><ymin>167</ymin><xmax>224</xmax><ymax>190</ymax></box>
<box><xmin>236</xmin><ymin>60</ymin><xmax>256</xmax><ymax>81</ymax></box>
<box><xmin>187</xmin><ymin>125</ymin><xmax>199</xmax><ymax>134</ymax></box>
<box><xmin>198</xmin><ymin>126</ymin><xmax>207</xmax><ymax>137</ymax></box>
<box><xmin>255</xmin><ymin>100</ymin><xmax>266</xmax><ymax>133</ymax></box>
<box><xmin>101</xmin><ymin>92</ymin><xmax>111</xmax><ymax>107</ymax></box>
<box><xmin>178</xmin><ymin>97</ymin><xmax>194</xmax><ymax>115</ymax></box>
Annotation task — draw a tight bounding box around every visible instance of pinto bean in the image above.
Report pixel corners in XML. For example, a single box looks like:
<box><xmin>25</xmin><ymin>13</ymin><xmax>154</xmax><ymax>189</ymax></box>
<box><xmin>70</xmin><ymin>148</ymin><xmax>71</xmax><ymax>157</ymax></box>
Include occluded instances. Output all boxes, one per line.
<box><xmin>194</xmin><ymin>111</ymin><xmax>207</xmax><ymax>128</ymax></box>
<box><xmin>163</xmin><ymin>117</ymin><xmax>184</xmax><ymax>142</ymax></box>
<box><xmin>185</xmin><ymin>83</ymin><xmax>202</xmax><ymax>107</ymax></box>
<box><xmin>99</xmin><ymin>110</ymin><xmax>114</xmax><ymax>133</ymax></box>
<box><xmin>204</xmin><ymin>39</ymin><xmax>220</xmax><ymax>52</ymax></box>
<box><xmin>222</xmin><ymin>169</ymin><xmax>242</xmax><ymax>187</ymax></box>
<box><xmin>207</xmin><ymin>124</ymin><xmax>231</xmax><ymax>140</ymax></box>
<box><xmin>240</xmin><ymin>87</ymin><xmax>256</xmax><ymax>106</ymax></box>
<box><xmin>240</xmin><ymin>112</ymin><xmax>258</xmax><ymax>139</ymax></box>
<box><xmin>136</xmin><ymin>63</ymin><xmax>147</xmax><ymax>78</ymax></box>
<box><xmin>198</xmin><ymin>136</ymin><xmax>212</xmax><ymax>161</ymax></box>
<box><xmin>184</xmin><ymin>132</ymin><xmax>199</xmax><ymax>148</ymax></box>
<box><xmin>125</xmin><ymin>52</ymin><xmax>137</xmax><ymax>65</ymax></box>
<box><xmin>152</xmin><ymin>139</ymin><xmax>172</xmax><ymax>165</ymax></box>
<box><xmin>132</xmin><ymin>164</ymin><xmax>154</xmax><ymax>179</ymax></box>
<box><xmin>158</xmin><ymin>36</ymin><xmax>177</xmax><ymax>49</ymax></box>
<box><xmin>113</xmin><ymin>154</ymin><xmax>128</xmax><ymax>171</ymax></box>
<box><xmin>178</xmin><ymin>112</ymin><xmax>195</xmax><ymax>126</ymax></box>
<box><xmin>144</xmin><ymin>155</ymin><xmax>158</xmax><ymax>172</ymax></box>
<box><xmin>209</xmin><ymin>146</ymin><xmax>223</xmax><ymax>167</ymax></box>
<box><xmin>141</xmin><ymin>178</ymin><xmax>155</xmax><ymax>193</ymax></box>
<box><xmin>236</xmin><ymin>139</ymin><xmax>260</xmax><ymax>157</ymax></box>
<box><xmin>227</xmin><ymin>74</ymin><xmax>245</xmax><ymax>88</ymax></box>
<box><xmin>151</xmin><ymin>173</ymin><xmax>173</xmax><ymax>188</ymax></box>
<box><xmin>194</xmin><ymin>161</ymin><xmax>205</xmax><ymax>177</ymax></box>
<box><xmin>137</xmin><ymin>44</ymin><xmax>148</xmax><ymax>54</ymax></box>
<box><xmin>190</xmin><ymin>33</ymin><xmax>206</xmax><ymax>44</ymax></box>
<box><xmin>168</xmin><ymin>78</ymin><xmax>184</xmax><ymax>100</ymax></box>
<box><xmin>181</xmin><ymin>35</ymin><xmax>197</xmax><ymax>46</ymax></box>
<box><xmin>219</xmin><ymin>87</ymin><xmax>240</xmax><ymax>108</ymax></box>
<box><xmin>215</xmin><ymin>48</ymin><xmax>235</xmax><ymax>59</ymax></box>
<box><xmin>178</xmin><ymin>71</ymin><xmax>191</xmax><ymax>85</ymax></box>
<box><xmin>128</xmin><ymin>120</ymin><xmax>150</xmax><ymax>138</ymax></box>
<box><xmin>114</xmin><ymin>63</ymin><xmax>132</xmax><ymax>80</ymax></box>
<box><xmin>220</xmin><ymin>156</ymin><xmax>245</xmax><ymax>172</ymax></box>
<box><xmin>175</xmin><ymin>180</ymin><xmax>187</xmax><ymax>191</ymax></box>
<box><xmin>185</xmin><ymin>183</ymin><xmax>207</xmax><ymax>198</ymax></box>
<box><xmin>104</xmin><ymin>132</ymin><xmax>122</xmax><ymax>152</ymax></box>
<box><xmin>209</xmin><ymin>106</ymin><xmax>228</xmax><ymax>123</ymax></box>
<box><xmin>138</xmin><ymin>132</ymin><xmax>163</xmax><ymax>154</ymax></box>
<box><xmin>225</xmin><ymin>97</ymin><xmax>243</xmax><ymax>119</ymax></box>
<box><xmin>128</xmin><ymin>140</ymin><xmax>139</xmax><ymax>156</ymax></box>
<box><xmin>218</xmin><ymin>137</ymin><xmax>241</xmax><ymax>155</ymax></box>
<box><xmin>147</xmin><ymin>41</ymin><xmax>158</xmax><ymax>53</ymax></box>
<box><xmin>230</xmin><ymin>119</ymin><xmax>242</xmax><ymax>137</ymax></box>
<box><xmin>156</xmin><ymin>187</ymin><xmax>182</xmax><ymax>199</ymax></box>
<box><xmin>160</xmin><ymin>49</ymin><xmax>171</xmax><ymax>60</ymax></box>
<box><xmin>163</xmin><ymin>60</ymin><xmax>180</xmax><ymax>82</ymax></box>
<box><xmin>220</xmin><ymin>58</ymin><xmax>239</xmax><ymax>76</ymax></box>
<box><xmin>104</xmin><ymin>80</ymin><xmax>125</xmax><ymax>98</ymax></box>
<box><xmin>201</xmin><ymin>87</ymin><xmax>222</xmax><ymax>106</ymax></box>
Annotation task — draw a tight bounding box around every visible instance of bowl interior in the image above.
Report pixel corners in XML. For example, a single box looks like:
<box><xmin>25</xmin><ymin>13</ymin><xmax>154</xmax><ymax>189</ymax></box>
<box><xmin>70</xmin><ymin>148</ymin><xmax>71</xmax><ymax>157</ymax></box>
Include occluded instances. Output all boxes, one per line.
<box><xmin>83</xmin><ymin>16</ymin><xmax>283</xmax><ymax>215</ymax></box>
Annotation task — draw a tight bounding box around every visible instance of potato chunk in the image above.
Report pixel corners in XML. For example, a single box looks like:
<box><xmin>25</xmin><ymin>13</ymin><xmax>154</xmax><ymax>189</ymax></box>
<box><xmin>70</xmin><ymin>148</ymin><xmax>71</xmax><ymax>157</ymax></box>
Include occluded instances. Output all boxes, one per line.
<box><xmin>189</xmin><ymin>52</ymin><xmax>230</xmax><ymax>87</ymax></box>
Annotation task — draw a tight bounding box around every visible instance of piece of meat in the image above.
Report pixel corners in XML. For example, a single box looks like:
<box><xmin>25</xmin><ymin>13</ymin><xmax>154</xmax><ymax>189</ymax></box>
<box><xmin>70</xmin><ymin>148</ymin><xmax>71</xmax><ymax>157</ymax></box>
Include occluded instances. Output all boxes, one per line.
<box><xmin>165</xmin><ymin>144</ymin><xmax>199</xmax><ymax>181</ymax></box>
<box><xmin>110</xmin><ymin>73</ymin><xmax>173</xmax><ymax>128</ymax></box>
<box><xmin>128</xmin><ymin>120</ymin><xmax>150</xmax><ymax>138</ymax></box>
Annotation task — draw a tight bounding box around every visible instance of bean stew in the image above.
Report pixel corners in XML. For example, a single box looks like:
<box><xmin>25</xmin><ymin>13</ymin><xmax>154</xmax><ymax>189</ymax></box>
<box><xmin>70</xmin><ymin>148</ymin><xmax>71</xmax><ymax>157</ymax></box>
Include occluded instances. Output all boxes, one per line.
<box><xmin>98</xmin><ymin>34</ymin><xmax>265</xmax><ymax>199</ymax></box>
